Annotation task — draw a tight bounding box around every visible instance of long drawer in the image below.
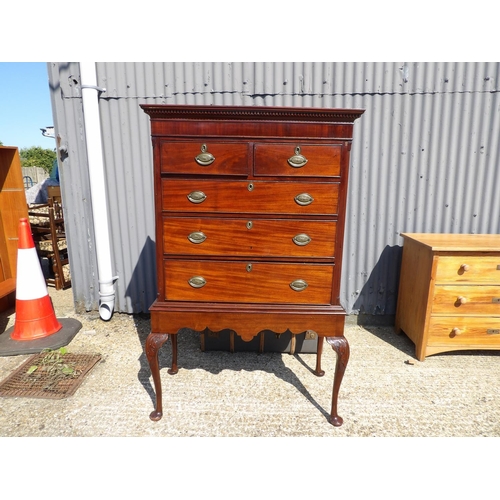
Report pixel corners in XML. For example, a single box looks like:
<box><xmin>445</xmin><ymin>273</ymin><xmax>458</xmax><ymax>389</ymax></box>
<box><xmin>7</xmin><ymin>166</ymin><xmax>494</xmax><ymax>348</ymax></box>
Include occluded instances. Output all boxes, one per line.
<box><xmin>163</xmin><ymin>218</ymin><xmax>337</xmax><ymax>258</ymax></box>
<box><xmin>428</xmin><ymin>316</ymin><xmax>500</xmax><ymax>346</ymax></box>
<box><xmin>162</xmin><ymin>179</ymin><xmax>339</xmax><ymax>215</ymax></box>
<box><xmin>164</xmin><ymin>260</ymin><xmax>334</xmax><ymax>304</ymax></box>
<box><xmin>432</xmin><ymin>285</ymin><xmax>500</xmax><ymax>315</ymax></box>
<box><xmin>254</xmin><ymin>143</ymin><xmax>341</xmax><ymax>177</ymax></box>
<box><xmin>435</xmin><ymin>256</ymin><xmax>500</xmax><ymax>284</ymax></box>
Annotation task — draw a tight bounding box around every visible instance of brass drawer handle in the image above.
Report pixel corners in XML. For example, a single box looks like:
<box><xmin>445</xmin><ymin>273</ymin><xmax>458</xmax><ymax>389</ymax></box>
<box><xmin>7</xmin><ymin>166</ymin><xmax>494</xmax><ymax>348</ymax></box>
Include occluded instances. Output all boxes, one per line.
<box><xmin>292</xmin><ymin>233</ymin><xmax>311</xmax><ymax>246</ymax></box>
<box><xmin>187</xmin><ymin>191</ymin><xmax>207</xmax><ymax>204</ymax></box>
<box><xmin>294</xmin><ymin>193</ymin><xmax>314</xmax><ymax>206</ymax></box>
<box><xmin>188</xmin><ymin>231</ymin><xmax>206</xmax><ymax>244</ymax></box>
<box><xmin>290</xmin><ymin>279</ymin><xmax>308</xmax><ymax>292</ymax></box>
<box><xmin>188</xmin><ymin>276</ymin><xmax>206</xmax><ymax>288</ymax></box>
<box><xmin>287</xmin><ymin>146</ymin><xmax>308</xmax><ymax>168</ymax></box>
<box><xmin>194</xmin><ymin>144</ymin><xmax>215</xmax><ymax>166</ymax></box>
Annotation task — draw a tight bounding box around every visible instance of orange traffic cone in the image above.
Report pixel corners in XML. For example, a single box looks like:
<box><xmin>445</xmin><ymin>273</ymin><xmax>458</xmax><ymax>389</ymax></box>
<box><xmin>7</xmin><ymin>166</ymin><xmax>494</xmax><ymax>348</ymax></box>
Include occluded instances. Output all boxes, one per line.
<box><xmin>10</xmin><ymin>218</ymin><xmax>62</xmax><ymax>341</ymax></box>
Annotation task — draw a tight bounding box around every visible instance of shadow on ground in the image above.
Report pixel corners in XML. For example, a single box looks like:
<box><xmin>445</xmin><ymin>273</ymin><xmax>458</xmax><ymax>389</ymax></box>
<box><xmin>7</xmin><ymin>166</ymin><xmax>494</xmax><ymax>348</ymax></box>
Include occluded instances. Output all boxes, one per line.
<box><xmin>361</xmin><ymin>323</ymin><xmax>500</xmax><ymax>361</ymax></box>
<box><xmin>131</xmin><ymin>315</ymin><xmax>333</xmax><ymax>423</ymax></box>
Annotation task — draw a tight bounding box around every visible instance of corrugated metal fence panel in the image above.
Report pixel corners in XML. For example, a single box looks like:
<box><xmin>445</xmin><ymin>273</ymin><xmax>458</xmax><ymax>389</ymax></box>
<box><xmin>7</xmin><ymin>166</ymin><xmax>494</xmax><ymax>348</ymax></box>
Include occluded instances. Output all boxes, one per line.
<box><xmin>47</xmin><ymin>62</ymin><xmax>100</xmax><ymax>313</ymax></box>
<box><xmin>47</xmin><ymin>62</ymin><xmax>500</xmax><ymax>316</ymax></box>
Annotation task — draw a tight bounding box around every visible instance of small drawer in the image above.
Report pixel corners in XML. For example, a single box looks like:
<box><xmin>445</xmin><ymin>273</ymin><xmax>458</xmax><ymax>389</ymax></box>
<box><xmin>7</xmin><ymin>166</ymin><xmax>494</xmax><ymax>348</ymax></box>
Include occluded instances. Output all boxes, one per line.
<box><xmin>164</xmin><ymin>260</ymin><xmax>334</xmax><ymax>304</ymax></box>
<box><xmin>163</xmin><ymin>217</ymin><xmax>337</xmax><ymax>258</ymax></box>
<box><xmin>162</xmin><ymin>179</ymin><xmax>339</xmax><ymax>215</ymax></box>
<box><xmin>254</xmin><ymin>143</ymin><xmax>341</xmax><ymax>177</ymax></box>
<box><xmin>428</xmin><ymin>316</ymin><xmax>500</xmax><ymax>346</ymax></box>
<box><xmin>160</xmin><ymin>141</ymin><xmax>249</xmax><ymax>175</ymax></box>
<box><xmin>432</xmin><ymin>285</ymin><xmax>500</xmax><ymax>315</ymax></box>
<box><xmin>435</xmin><ymin>256</ymin><xmax>500</xmax><ymax>284</ymax></box>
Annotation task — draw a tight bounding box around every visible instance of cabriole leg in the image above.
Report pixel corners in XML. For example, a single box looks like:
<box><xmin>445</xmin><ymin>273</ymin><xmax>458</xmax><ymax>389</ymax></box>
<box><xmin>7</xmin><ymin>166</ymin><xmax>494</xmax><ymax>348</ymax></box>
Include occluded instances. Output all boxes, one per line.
<box><xmin>145</xmin><ymin>332</ymin><xmax>170</xmax><ymax>421</ymax></box>
<box><xmin>326</xmin><ymin>336</ymin><xmax>350</xmax><ymax>427</ymax></box>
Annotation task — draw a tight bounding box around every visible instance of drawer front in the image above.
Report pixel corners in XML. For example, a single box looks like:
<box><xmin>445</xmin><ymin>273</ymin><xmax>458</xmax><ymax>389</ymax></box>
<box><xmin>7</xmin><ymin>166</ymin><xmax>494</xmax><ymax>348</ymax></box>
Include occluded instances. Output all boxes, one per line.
<box><xmin>164</xmin><ymin>261</ymin><xmax>334</xmax><ymax>304</ymax></box>
<box><xmin>428</xmin><ymin>316</ymin><xmax>500</xmax><ymax>346</ymax></box>
<box><xmin>254</xmin><ymin>144</ymin><xmax>341</xmax><ymax>177</ymax></box>
<box><xmin>162</xmin><ymin>179</ymin><xmax>339</xmax><ymax>215</ymax></box>
<box><xmin>160</xmin><ymin>141</ymin><xmax>249</xmax><ymax>175</ymax></box>
<box><xmin>432</xmin><ymin>285</ymin><xmax>500</xmax><ymax>315</ymax></box>
<box><xmin>435</xmin><ymin>256</ymin><xmax>500</xmax><ymax>284</ymax></box>
<box><xmin>163</xmin><ymin>218</ymin><xmax>337</xmax><ymax>258</ymax></box>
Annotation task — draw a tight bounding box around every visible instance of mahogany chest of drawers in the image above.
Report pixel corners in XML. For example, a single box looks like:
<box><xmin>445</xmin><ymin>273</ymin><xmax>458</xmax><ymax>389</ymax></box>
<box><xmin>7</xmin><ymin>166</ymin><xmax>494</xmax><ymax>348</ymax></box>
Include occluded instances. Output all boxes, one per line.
<box><xmin>395</xmin><ymin>233</ymin><xmax>500</xmax><ymax>361</ymax></box>
<box><xmin>141</xmin><ymin>104</ymin><xmax>364</xmax><ymax>426</ymax></box>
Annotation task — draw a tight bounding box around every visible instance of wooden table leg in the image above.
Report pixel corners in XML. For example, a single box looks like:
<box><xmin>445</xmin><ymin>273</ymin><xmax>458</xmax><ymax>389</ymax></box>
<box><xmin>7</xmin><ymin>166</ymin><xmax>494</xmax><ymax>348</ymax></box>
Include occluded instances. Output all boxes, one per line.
<box><xmin>145</xmin><ymin>332</ymin><xmax>169</xmax><ymax>421</ymax></box>
<box><xmin>168</xmin><ymin>333</ymin><xmax>178</xmax><ymax>375</ymax></box>
<box><xmin>314</xmin><ymin>336</ymin><xmax>325</xmax><ymax>377</ymax></box>
<box><xmin>326</xmin><ymin>336</ymin><xmax>350</xmax><ymax>427</ymax></box>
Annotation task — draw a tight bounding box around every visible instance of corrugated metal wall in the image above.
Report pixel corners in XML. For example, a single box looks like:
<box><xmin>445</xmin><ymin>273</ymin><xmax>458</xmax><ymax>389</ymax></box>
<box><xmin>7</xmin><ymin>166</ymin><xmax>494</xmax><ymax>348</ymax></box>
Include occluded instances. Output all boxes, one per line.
<box><xmin>47</xmin><ymin>62</ymin><xmax>500</xmax><ymax>317</ymax></box>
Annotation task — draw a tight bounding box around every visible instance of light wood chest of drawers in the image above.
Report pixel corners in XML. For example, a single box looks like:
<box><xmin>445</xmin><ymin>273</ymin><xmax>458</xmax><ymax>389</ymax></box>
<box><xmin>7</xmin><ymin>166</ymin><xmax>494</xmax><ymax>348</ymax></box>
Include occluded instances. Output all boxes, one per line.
<box><xmin>395</xmin><ymin>233</ymin><xmax>500</xmax><ymax>361</ymax></box>
<box><xmin>141</xmin><ymin>105</ymin><xmax>364</xmax><ymax>426</ymax></box>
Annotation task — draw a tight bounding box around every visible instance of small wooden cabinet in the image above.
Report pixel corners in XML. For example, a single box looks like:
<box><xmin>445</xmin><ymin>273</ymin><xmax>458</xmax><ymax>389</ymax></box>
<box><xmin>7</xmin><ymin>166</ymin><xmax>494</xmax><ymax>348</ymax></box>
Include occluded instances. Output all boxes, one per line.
<box><xmin>141</xmin><ymin>105</ymin><xmax>364</xmax><ymax>426</ymax></box>
<box><xmin>395</xmin><ymin>233</ymin><xmax>500</xmax><ymax>361</ymax></box>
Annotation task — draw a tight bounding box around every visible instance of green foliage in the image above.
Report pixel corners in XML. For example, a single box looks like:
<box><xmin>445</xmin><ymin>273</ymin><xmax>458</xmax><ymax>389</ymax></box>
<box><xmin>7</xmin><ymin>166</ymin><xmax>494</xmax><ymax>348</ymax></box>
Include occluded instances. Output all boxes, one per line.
<box><xmin>25</xmin><ymin>347</ymin><xmax>79</xmax><ymax>391</ymax></box>
<box><xmin>20</xmin><ymin>146</ymin><xmax>56</xmax><ymax>173</ymax></box>
<box><xmin>0</xmin><ymin>140</ymin><xmax>3</xmax><ymax>145</ymax></box>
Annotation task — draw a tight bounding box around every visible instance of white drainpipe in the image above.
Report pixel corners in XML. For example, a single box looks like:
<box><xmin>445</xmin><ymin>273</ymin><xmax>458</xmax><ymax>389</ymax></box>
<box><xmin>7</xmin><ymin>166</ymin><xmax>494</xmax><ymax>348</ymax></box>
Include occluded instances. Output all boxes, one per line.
<box><xmin>79</xmin><ymin>62</ymin><xmax>117</xmax><ymax>321</ymax></box>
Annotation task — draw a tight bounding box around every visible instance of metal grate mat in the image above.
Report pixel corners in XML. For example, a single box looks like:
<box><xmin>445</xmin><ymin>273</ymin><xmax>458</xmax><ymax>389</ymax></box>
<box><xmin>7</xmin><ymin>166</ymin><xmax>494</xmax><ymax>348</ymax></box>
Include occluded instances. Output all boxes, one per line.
<box><xmin>0</xmin><ymin>353</ymin><xmax>101</xmax><ymax>399</ymax></box>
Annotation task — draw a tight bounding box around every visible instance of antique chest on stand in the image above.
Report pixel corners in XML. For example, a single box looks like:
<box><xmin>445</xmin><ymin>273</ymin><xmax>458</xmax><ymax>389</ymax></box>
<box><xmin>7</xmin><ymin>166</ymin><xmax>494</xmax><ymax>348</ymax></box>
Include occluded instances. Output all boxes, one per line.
<box><xmin>141</xmin><ymin>105</ymin><xmax>364</xmax><ymax>426</ymax></box>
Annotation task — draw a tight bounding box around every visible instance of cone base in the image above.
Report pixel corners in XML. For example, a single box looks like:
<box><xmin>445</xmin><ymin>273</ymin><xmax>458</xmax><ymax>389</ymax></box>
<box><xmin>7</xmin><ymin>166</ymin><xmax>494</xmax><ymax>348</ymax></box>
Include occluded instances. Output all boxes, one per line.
<box><xmin>0</xmin><ymin>318</ymin><xmax>82</xmax><ymax>357</ymax></box>
<box><xmin>11</xmin><ymin>295</ymin><xmax>63</xmax><ymax>341</ymax></box>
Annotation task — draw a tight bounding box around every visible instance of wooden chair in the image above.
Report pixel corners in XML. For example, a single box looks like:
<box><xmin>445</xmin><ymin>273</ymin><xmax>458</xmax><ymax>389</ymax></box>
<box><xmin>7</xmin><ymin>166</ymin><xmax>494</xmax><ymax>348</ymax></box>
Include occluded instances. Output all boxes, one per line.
<box><xmin>47</xmin><ymin>185</ymin><xmax>62</xmax><ymax>205</ymax></box>
<box><xmin>28</xmin><ymin>196</ymin><xmax>71</xmax><ymax>290</ymax></box>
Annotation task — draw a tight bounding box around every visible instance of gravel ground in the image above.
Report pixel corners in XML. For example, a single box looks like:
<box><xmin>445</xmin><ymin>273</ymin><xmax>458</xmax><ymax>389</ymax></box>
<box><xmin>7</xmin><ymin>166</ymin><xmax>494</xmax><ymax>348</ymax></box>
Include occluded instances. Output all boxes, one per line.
<box><xmin>1</xmin><ymin>287</ymin><xmax>500</xmax><ymax>438</ymax></box>
<box><xmin>1</xmin><ymin>286</ymin><xmax>497</xmax><ymax>496</ymax></box>
<box><xmin>1</xmin><ymin>286</ymin><xmax>499</xmax><ymax>439</ymax></box>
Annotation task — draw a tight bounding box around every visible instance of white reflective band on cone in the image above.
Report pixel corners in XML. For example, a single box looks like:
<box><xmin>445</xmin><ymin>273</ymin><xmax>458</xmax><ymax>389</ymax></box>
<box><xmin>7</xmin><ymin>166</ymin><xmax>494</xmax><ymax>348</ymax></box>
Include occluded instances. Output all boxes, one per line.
<box><xmin>16</xmin><ymin>247</ymin><xmax>49</xmax><ymax>300</ymax></box>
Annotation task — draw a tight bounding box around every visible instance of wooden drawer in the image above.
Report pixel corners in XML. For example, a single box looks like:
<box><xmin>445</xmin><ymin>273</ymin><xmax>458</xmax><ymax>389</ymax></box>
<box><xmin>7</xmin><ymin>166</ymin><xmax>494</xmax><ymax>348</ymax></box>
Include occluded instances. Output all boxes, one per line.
<box><xmin>435</xmin><ymin>256</ymin><xmax>500</xmax><ymax>284</ymax></box>
<box><xmin>160</xmin><ymin>141</ymin><xmax>249</xmax><ymax>175</ymax></box>
<box><xmin>162</xmin><ymin>179</ymin><xmax>339</xmax><ymax>215</ymax></box>
<box><xmin>164</xmin><ymin>260</ymin><xmax>334</xmax><ymax>304</ymax></box>
<box><xmin>163</xmin><ymin>217</ymin><xmax>337</xmax><ymax>258</ymax></box>
<box><xmin>254</xmin><ymin>144</ymin><xmax>341</xmax><ymax>177</ymax></box>
<box><xmin>428</xmin><ymin>316</ymin><xmax>500</xmax><ymax>346</ymax></box>
<box><xmin>432</xmin><ymin>285</ymin><xmax>500</xmax><ymax>315</ymax></box>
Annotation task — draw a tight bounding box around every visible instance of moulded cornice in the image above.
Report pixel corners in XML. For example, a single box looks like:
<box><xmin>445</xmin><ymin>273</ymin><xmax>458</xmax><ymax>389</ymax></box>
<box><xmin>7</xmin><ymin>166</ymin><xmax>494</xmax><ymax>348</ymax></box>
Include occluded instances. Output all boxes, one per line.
<box><xmin>140</xmin><ymin>104</ymin><xmax>365</xmax><ymax>123</ymax></box>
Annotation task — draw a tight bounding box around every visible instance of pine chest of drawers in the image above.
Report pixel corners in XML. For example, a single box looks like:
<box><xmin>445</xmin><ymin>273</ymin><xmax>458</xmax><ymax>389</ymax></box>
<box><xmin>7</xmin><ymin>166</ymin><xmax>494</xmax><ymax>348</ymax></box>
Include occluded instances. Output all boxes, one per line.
<box><xmin>395</xmin><ymin>233</ymin><xmax>500</xmax><ymax>361</ymax></box>
<box><xmin>141</xmin><ymin>104</ymin><xmax>364</xmax><ymax>426</ymax></box>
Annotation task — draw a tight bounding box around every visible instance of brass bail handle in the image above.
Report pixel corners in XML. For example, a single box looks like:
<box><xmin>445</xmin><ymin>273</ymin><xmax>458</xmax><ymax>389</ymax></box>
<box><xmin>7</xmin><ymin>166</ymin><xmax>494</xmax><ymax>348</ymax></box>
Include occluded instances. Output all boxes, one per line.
<box><xmin>187</xmin><ymin>191</ymin><xmax>207</xmax><ymax>204</ymax></box>
<box><xmin>290</xmin><ymin>279</ymin><xmax>308</xmax><ymax>292</ymax></box>
<box><xmin>287</xmin><ymin>146</ymin><xmax>308</xmax><ymax>168</ymax></box>
<box><xmin>195</xmin><ymin>143</ymin><xmax>215</xmax><ymax>166</ymax></box>
<box><xmin>188</xmin><ymin>276</ymin><xmax>206</xmax><ymax>288</ymax></box>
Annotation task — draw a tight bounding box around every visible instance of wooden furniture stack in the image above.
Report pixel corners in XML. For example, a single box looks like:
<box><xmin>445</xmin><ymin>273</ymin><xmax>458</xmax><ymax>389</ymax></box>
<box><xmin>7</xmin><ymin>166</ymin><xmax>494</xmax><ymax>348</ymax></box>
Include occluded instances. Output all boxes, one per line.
<box><xmin>141</xmin><ymin>104</ymin><xmax>364</xmax><ymax>426</ymax></box>
<box><xmin>28</xmin><ymin>193</ymin><xmax>71</xmax><ymax>291</ymax></box>
<box><xmin>395</xmin><ymin>233</ymin><xmax>500</xmax><ymax>361</ymax></box>
<box><xmin>0</xmin><ymin>146</ymin><xmax>29</xmax><ymax>311</ymax></box>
